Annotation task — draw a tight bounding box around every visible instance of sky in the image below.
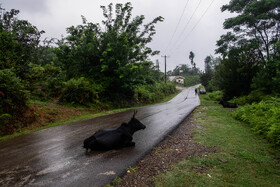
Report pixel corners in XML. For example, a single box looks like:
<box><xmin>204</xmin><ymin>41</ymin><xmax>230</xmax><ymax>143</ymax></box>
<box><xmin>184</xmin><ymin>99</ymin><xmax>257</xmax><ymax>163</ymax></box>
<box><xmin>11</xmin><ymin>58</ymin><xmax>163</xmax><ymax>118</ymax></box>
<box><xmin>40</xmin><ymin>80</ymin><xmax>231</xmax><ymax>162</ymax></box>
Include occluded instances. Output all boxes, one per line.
<box><xmin>1</xmin><ymin>0</ymin><xmax>233</xmax><ymax>72</ymax></box>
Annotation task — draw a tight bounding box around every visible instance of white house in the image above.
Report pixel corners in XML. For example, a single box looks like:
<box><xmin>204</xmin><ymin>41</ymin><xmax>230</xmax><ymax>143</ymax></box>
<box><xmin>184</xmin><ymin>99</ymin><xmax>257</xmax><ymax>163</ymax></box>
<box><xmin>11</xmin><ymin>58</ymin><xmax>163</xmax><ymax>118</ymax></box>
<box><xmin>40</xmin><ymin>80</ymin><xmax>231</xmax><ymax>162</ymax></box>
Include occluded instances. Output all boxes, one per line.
<box><xmin>168</xmin><ymin>76</ymin><xmax>185</xmax><ymax>84</ymax></box>
<box><xmin>175</xmin><ymin>76</ymin><xmax>185</xmax><ymax>84</ymax></box>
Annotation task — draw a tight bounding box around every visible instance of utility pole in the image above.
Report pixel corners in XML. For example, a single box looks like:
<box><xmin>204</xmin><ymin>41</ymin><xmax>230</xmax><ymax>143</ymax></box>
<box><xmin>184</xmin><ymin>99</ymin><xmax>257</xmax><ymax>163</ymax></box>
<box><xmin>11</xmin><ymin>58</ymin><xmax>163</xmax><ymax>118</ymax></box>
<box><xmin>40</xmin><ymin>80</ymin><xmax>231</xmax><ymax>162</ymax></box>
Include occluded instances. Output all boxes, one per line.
<box><xmin>161</xmin><ymin>55</ymin><xmax>169</xmax><ymax>84</ymax></box>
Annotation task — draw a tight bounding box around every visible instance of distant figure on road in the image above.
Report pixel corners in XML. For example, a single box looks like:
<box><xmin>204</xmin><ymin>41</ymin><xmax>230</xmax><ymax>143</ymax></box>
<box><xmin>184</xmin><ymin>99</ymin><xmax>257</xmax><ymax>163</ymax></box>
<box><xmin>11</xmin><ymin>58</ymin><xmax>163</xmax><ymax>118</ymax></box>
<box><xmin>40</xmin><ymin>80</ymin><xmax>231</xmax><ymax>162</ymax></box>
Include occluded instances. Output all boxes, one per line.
<box><xmin>195</xmin><ymin>88</ymin><xmax>197</xmax><ymax>95</ymax></box>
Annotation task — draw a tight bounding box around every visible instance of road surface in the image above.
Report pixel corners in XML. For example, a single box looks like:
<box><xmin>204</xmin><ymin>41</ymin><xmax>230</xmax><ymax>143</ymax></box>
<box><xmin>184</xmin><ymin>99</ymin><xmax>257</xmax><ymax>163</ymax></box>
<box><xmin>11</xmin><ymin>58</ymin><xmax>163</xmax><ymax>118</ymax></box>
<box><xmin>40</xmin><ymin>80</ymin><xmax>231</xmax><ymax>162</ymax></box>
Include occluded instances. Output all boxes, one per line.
<box><xmin>0</xmin><ymin>85</ymin><xmax>200</xmax><ymax>187</ymax></box>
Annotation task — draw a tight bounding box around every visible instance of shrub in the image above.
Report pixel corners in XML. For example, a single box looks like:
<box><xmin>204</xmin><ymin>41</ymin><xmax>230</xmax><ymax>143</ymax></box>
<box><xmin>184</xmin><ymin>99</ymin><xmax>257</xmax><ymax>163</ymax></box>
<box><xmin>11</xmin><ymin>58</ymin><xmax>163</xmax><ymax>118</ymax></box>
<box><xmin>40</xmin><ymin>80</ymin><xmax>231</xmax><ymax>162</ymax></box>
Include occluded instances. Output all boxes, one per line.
<box><xmin>59</xmin><ymin>77</ymin><xmax>100</xmax><ymax>106</ymax></box>
<box><xmin>0</xmin><ymin>69</ymin><xmax>29</xmax><ymax>115</ymax></box>
<box><xmin>205</xmin><ymin>91</ymin><xmax>223</xmax><ymax>101</ymax></box>
<box><xmin>28</xmin><ymin>63</ymin><xmax>65</xmax><ymax>99</ymax></box>
<box><xmin>231</xmin><ymin>90</ymin><xmax>266</xmax><ymax>105</ymax></box>
<box><xmin>0</xmin><ymin>69</ymin><xmax>29</xmax><ymax>134</ymax></box>
<box><xmin>134</xmin><ymin>82</ymin><xmax>176</xmax><ymax>103</ymax></box>
<box><xmin>184</xmin><ymin>75</ymin><xmax>200</xmax><ymax>87</ymax></box>
<box><xmin>233</xmin><ymin>97</ymin><xmax>280</xmax><ymax>146</ymax></box>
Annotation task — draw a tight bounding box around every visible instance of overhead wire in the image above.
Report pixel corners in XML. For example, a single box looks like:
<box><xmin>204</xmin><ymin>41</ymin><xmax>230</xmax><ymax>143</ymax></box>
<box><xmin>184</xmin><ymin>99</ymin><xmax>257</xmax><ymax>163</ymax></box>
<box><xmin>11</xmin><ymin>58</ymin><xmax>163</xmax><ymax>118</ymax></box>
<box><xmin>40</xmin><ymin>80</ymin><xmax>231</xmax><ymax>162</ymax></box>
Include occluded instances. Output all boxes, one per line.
<box><xmin>169</xmin><ymin>0</ymin><xmax>202</xmax><ymax>53</ymax></box>
<box><xmin>163</xmin><ymin>0</ymin><xmax>190</xmax><ymax>54</ymax></box>
<box><xmin>176</xmin><ymin>0</ymin><xmax>216</xmax><ymax>49</ymax></box>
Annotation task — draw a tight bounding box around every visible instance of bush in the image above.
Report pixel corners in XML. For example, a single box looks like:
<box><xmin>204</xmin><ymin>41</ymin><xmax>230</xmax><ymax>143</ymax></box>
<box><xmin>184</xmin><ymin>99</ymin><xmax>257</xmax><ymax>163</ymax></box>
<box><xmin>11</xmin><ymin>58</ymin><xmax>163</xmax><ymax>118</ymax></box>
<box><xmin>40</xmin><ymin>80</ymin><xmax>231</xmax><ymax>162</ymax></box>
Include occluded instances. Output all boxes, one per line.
<box><xmin>205</xmin><ymin>91</ymin><xmax>223</xmax><ymax>101</ymax></box>
<box><xmin>28</xmin><ymin>63</ymin><xmax>65</xmax><ymax>99</ymax></box>
<box><xmin>231</xmin><ymin>90</ymin><xmax>268</xmax><ymax>106</ymax></box>
<box><xmin>0</xmin><ymin>69</ymin><xmax>29</xmax><ymax>133</ymax></box>
<box><xmin>184</xmin><ymin>75</ymin><xmax>200</xmax><ymax>87</ymax></box>
<box><xmin>0</xmin><ymin>69</ymin><xmax>29</xmax><ymax>114</ymax></box>
<box><xmin>233</xmin><ymin>97</ymin><xmax>280</xmax><ymax>146</ymax></box>
<box><xmin>59</xmin><ymin>77</ymin><xmax>100</xmax><ymax>106</ymax></box>
<box><xmin>134</xmin><ymin>82</ymin><xmax>176</xmax><ymax>103</ymax></box>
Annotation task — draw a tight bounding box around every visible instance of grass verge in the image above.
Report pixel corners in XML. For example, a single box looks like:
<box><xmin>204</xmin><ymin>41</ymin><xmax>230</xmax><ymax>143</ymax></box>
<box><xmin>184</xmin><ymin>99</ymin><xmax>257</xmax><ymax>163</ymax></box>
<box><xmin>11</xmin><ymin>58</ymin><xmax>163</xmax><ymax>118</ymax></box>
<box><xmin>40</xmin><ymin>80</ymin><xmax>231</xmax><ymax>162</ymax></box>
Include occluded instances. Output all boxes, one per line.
<box><xmin>154</xmin><ymin>95</ymin><xmax>280</xmax><ymax>186</ymax></box>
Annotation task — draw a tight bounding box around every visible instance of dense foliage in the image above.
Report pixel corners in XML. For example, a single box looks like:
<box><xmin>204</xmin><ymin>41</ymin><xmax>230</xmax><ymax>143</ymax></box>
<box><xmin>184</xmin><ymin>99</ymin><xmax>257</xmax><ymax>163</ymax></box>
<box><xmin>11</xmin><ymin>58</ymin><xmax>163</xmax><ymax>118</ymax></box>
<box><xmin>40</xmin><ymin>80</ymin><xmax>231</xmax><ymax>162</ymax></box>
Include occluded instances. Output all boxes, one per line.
<box><xmin>233</xmin><ymin>97</ymin><xmax>280</xmax><ymax>146</ymax></box>
<box><xmin>56</xmin><ymin>3</ymin><xmax>164</xmax><ymax>99</ymax></box>
<box><xmin>202</xmin><ymin>0</ymin><xmax>280</xmax><ymax>100</ymax></box>
<box><xmin>199</xmin><ymin>0</ymin><xmax>280</xmax><ymax>147</ymax></box>
<box><xmin>0</xmin><ymin>3</ymin><xmax>177</xmax><ymax>135</ymax></box>
<box><xmin>0</xmin><ymin>69</ymin><xmax>29</xmax><ymax>131</ymax></box>
<box><xmin>134</xmin><ymin>82</ymin><xmax>176</xmax><ymax>103</ymax></box>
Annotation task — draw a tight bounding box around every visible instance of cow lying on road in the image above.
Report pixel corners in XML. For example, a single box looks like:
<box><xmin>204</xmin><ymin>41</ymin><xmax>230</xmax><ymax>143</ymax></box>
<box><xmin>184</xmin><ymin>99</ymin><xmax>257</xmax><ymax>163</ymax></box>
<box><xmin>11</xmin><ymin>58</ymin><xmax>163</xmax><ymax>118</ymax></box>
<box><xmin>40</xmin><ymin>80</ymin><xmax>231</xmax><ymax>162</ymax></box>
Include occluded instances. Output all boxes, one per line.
<box><xmin>219</xmin><ymin>100</ymin><xmax>238</xmax><ymax>108</ymax></box>
<box><xmin>83</xmin><ymin>110</ymin><xmax>146</xmax><ymax>151</ymax></box>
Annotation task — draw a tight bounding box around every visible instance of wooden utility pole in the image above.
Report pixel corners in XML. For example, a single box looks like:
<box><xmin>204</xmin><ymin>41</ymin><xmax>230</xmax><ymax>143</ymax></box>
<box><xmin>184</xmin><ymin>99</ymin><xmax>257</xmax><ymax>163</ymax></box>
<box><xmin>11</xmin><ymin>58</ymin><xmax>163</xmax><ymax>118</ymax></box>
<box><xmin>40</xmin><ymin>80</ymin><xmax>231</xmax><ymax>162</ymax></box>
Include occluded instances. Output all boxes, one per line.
<box><xmin>161</xmin><ymin>55</ymin><xmax>169</xmax><ymax>84</ymax></box>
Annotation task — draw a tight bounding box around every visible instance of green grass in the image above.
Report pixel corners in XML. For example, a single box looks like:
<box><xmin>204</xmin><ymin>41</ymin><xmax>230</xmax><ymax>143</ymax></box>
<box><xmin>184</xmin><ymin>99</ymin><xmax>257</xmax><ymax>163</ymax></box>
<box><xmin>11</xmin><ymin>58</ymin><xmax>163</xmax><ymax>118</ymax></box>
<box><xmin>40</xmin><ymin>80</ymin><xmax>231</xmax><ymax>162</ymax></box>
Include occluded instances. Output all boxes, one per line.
<box><xmin>155</xmin><ymin>95</ymin><xmax>280</xmax><ymax>187</ymax></box>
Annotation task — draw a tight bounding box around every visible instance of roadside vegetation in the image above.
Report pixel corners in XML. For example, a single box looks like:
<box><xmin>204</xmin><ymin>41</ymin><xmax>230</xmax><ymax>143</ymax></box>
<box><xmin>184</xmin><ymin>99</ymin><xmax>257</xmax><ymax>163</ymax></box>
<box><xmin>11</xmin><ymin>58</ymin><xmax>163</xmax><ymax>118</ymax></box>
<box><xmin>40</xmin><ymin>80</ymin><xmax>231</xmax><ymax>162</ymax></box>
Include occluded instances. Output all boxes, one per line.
<box><xmin>0</xmin><ymin>3</ymin><xmax>180</xmax><ymax>137</ymax></box>
<box><xmin>199</xmin><ymin>0</ymin><xmax>280</xmax><ymax>99</ymax></box>
<box><xmin>199</xmin><ymin>0</ymin><xmax>280</xmax><ymax>148</ymax></box>
<box><xmin>154</xmin><ymin>95</ymin><xmax>280</xmax><ymax>186</ymax></box>
<box><xmin>156</xmin><ymin>1</ymin><xmax>280</xmax><ymax>185</ymax></box>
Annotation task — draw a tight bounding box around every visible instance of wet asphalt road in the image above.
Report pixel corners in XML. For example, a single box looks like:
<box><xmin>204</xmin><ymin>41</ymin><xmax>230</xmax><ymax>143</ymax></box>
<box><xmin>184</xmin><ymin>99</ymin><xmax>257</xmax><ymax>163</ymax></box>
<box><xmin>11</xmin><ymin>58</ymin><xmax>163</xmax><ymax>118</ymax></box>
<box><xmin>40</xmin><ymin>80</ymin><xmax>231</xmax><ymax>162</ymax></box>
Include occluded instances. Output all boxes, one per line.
<box><xmin>0</xmin><ymin>85</ymin><xmax>200</xmax><ymax>187</ymax></box>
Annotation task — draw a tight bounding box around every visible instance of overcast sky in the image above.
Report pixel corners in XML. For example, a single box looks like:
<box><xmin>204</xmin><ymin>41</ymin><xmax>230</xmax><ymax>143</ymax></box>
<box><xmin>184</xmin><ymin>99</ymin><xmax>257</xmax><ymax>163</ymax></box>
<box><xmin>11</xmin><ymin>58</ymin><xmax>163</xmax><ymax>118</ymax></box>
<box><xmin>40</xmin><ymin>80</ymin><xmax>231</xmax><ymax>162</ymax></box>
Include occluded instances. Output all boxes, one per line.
<box><xmin>1</xmin><ymin>0</ymin><xmax>233</xmax><ymax>72</ymax></box>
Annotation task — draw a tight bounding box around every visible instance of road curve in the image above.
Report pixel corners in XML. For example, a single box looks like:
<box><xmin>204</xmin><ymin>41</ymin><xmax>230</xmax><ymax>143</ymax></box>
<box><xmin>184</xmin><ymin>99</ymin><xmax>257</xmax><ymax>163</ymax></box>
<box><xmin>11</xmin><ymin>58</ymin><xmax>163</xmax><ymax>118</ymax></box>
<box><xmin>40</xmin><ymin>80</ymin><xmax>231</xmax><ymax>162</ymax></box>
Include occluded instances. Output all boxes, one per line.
<box><xmin>0</xmin><ymin>85</ymin><xmax>200</xmax><ymax>187</ymax></box>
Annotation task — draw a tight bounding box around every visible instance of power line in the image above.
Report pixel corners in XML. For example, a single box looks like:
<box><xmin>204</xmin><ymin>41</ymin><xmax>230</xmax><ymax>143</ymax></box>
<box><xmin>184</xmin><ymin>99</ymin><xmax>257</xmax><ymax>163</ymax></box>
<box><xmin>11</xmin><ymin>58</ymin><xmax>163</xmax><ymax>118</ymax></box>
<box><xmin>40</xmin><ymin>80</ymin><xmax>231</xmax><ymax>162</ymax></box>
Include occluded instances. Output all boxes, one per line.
<box><xmin>180</xmin><ymin>0</ymin><xmax>216</xmax><ymax>45</ymax></box>
<box><xmin>169</xmin><ymin>0</ymin><xmax>202</xmax><ymax>53</ymax></box>
<box><xmin>164</xmin><ymin>0</ymin><xmax>190</xmax><ymax>54</ymax></box>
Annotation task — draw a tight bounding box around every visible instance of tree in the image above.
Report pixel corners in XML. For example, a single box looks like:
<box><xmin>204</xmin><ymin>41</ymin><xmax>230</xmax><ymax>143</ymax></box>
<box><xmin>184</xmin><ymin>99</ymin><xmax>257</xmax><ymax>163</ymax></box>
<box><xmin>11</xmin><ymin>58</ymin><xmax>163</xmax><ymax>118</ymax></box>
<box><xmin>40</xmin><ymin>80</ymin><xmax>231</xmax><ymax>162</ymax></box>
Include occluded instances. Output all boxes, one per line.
<box><xmin>56</xmin><ymin>3</ymin><xmax>164</xmax><ymax>98</ymax></box>
<box><xmin>200</xmin><ymin>56</ymin><xmax>213</xmax><ymax>91</ymax></box>
<box><xmin>204</xmin><ymin>56</ymin><xmax>212</xmax><ymax>73</ymax></box>
<box><xmin>222</xmin><ymin>0</ymin><xmax>280</xmax><ymax>62</ymax></box>
<box><xmin>213</xmin><ymin>0</ymin><xmax>280</xmax><ymax>97</ymax></box>
<box><xmin>189</xmin><ymin>51</ymin><xmax>195</xmax><ymax>69</ymax></box>
<box><xmin>0</xmin><ymin>8</ymin><xmax>44</xmax><ymax>79</ymax></box>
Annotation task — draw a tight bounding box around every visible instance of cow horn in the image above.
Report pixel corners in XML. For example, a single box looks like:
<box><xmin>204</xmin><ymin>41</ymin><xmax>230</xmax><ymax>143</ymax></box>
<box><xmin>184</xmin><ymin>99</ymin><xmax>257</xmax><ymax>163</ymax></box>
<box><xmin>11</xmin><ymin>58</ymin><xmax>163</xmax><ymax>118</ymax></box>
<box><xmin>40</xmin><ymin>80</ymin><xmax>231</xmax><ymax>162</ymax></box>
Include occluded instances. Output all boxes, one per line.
<box><xmin>133</xmin><ymin>110</ymin><xmax>137</xmax><ymax>118</ymax></box>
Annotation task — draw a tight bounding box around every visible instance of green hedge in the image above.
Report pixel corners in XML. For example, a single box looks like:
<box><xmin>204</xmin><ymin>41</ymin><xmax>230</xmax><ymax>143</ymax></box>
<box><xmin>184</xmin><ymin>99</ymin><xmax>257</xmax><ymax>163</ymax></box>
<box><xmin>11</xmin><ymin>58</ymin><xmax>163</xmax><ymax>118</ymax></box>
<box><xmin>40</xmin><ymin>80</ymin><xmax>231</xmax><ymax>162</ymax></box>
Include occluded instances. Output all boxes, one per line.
<box><xmin>233</xmin><ymin>97</ymin><xmax>280</xmax><ymax>146</ymax></box>
<box><xmin>59</xmin><ymin>77</ymin><xmax>100</xmax><ymax>106</ymax></box>
<box><xmin>134</xmin><ymin>82</ymin><xmax>176</xmax><ymax>103</ymax></box>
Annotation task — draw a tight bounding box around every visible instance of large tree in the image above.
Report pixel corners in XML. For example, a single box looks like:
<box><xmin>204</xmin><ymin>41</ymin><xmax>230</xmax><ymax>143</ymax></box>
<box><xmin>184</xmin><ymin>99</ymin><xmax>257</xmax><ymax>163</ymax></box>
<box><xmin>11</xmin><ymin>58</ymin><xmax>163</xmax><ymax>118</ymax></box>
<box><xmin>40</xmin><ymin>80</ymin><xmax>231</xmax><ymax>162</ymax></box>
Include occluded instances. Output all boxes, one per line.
<box><xmin>56</xmin><ymin>3</ymin><xmax>164</xmax><ymax>97</ymax></box>
<box><xmin>221</xmin><ymin>0</ymin><xmax>280</xmax><ymax>62</ymax></box>
<box><xmin>214</xmin><ymin>0</ymin><xmax>280</xmax><ymax>97</ymax></box>
<box><xmin>0</xmin><ymin>9</ymin><xmax>44</xmax><ymax>79</ymax></box>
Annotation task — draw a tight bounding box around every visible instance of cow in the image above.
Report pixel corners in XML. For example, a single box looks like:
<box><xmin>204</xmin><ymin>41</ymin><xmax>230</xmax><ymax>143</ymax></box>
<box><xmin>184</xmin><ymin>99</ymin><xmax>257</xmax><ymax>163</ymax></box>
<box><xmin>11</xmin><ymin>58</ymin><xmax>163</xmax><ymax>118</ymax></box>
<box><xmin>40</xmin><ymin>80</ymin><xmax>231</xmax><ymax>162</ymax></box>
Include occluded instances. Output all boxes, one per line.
<box><xmin>83</xmin><ymin>110</ymin><xmax>146</xmax><ymax>151</ymax></box>
<box><xmin>219</xmin><ymin>100</ymin><xmax>238</xmax><ymax>108</ymax></box>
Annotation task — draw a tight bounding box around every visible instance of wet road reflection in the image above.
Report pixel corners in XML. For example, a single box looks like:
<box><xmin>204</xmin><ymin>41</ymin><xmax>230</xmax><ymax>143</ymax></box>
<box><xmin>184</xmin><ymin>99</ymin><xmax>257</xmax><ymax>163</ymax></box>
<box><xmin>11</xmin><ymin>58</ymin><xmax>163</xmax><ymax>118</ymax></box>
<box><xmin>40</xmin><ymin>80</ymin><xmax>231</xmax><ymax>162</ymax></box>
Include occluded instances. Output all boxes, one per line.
<box><xmin>0</xmin><ymin>85</ymin><xmax>200</xmax><ymax>187</ymax></box>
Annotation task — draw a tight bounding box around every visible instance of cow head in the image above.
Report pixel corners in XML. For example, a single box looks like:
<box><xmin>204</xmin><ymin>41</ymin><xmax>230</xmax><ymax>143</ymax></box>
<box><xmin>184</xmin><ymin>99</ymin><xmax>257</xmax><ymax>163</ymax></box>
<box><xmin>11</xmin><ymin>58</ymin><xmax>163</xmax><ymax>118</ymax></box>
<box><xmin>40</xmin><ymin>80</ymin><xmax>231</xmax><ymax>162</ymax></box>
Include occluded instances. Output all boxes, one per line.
<box><xmin>128</xmin><ymin>110</ymin><xmax>146</xmax><ymax>132</ymax></box>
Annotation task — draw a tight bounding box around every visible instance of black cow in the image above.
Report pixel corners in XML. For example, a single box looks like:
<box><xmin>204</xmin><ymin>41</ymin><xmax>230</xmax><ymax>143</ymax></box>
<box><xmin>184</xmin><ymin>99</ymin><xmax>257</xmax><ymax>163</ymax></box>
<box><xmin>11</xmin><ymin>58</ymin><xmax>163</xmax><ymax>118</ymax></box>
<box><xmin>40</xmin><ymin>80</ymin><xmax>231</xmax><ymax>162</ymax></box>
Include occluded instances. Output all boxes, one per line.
<box><xmin>219</xmin><ymin>100</ymin><xmax>238</xmax><ymax>108</ymax></box>
<box><xmin>83</xmin><ymin>110</ymin><xmax>146</xmax><ymax>151</ymax></box>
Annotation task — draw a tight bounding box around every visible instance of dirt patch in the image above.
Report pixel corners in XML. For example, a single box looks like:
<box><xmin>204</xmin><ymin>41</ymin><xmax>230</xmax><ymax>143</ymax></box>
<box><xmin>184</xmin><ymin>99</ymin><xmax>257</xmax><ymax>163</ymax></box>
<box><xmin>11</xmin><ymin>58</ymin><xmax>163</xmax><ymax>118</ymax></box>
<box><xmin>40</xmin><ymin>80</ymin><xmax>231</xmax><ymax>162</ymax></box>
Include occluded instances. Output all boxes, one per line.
<box><xmin>116</xmin><ymin>112</ymin><xmax>216</xmax><ymax>187</ymax></box>
<box><xmin>2</xmin><ymin>102</ymin><xmax>96</xmax><ymax>136</ymax></box>
<box><xmin>21</xmin><ymin>103</ymin><xmax>94</xmax><ymax>131</ymax></box>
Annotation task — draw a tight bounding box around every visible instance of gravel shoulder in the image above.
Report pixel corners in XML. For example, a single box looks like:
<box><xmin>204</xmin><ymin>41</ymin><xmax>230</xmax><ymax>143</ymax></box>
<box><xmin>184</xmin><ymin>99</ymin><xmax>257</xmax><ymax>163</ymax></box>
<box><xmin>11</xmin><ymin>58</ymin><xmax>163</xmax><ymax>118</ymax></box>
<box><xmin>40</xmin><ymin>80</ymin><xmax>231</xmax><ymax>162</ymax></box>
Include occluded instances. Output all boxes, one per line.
<box><xmin>116</xmin><ymin>111</ymin><xmax>216</xmax><ymax>187</ymax></box>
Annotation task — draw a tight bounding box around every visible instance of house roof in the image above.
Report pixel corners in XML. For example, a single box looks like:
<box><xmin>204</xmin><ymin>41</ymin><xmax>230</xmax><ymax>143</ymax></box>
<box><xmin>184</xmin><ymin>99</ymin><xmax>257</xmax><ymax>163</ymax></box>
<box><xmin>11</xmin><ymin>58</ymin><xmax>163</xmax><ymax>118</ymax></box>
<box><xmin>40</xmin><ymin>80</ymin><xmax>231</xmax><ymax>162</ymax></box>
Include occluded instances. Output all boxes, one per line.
<box><xmin>175</xmin><ymin>76</ymin><xmax>185</xmax><ymax>79</ymax></box>
<box><xmin>168</xmin><ymin>76</ymin><xmax>185</xmax><ymax>81</ymax></box>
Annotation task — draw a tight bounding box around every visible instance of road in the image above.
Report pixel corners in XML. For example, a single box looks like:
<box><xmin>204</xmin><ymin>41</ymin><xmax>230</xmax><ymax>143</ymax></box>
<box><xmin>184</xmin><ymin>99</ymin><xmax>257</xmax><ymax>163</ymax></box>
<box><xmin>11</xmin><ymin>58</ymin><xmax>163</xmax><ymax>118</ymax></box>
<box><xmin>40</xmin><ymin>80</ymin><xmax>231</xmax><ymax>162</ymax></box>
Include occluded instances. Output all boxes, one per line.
<box><xmin>0</xmin><ymin>85</ymin><xmax>200</xmax><ymax>187</ymax></box>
